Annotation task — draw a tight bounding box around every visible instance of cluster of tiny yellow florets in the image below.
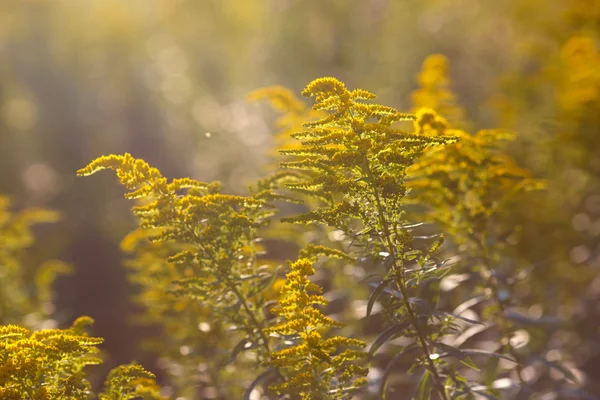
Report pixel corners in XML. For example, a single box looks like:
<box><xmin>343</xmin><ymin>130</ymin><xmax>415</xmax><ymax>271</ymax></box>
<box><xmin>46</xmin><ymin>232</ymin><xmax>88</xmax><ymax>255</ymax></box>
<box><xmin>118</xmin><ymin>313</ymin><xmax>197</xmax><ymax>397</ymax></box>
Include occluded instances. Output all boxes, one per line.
<box><xmin>0</xmin><ymin>317</ymin><xmax>162</xmax><ymax>399</ymax></box>
<box><xmin>99</xmin><ymin>364</ymin><xmax>164</xmax><ymax>400</ymax></box>
<box><xmin>77</xmin><ymin>154</ymin><xmax>271</xmax><ymax>282</ymax></box>
<box><xmin>558</xmin><ymin>35</ymin><xmax>600</xmax><ymax>118</ymax></box>
<box><xmin>411</xmin><ymin>54</ymin><xmax>466</xmax><ymax>126</ymax></box>
<box><xmin>264</xmin><ymin>258</ymin><xmax>367</xmax><ymax>399</ymax></box>
<box><xmin>279</xmin><ymin>77</ymin><xmax>451</xmax><ymax>239</ymax></box>
<box><xmin>408</xmin><ymin>57</ymin><xmax>545</xmax><ymax>245</ymax></box>
<box><xmin>0</xmin><ymin>322</ymin><xmax>97</xmax><ymax>399</ymax></box>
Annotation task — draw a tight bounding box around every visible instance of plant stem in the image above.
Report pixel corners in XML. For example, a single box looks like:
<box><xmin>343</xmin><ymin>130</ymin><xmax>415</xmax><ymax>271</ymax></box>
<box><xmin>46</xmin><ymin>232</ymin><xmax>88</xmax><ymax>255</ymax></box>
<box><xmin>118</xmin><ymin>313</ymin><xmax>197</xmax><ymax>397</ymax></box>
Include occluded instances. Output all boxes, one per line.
<box><xmin>364</xmin><ymin>163</ymin><xmax>450</xmax><ymax>400</ymax></box>
<box><xmin>185</xmin><ymin>223</ymin><xmax>272</xmax><ymax>358</ymax></box>
<box><xmin>224</xmin><ymin>274</ymin><xmax>272</xmax><ymax>357</ymax></box>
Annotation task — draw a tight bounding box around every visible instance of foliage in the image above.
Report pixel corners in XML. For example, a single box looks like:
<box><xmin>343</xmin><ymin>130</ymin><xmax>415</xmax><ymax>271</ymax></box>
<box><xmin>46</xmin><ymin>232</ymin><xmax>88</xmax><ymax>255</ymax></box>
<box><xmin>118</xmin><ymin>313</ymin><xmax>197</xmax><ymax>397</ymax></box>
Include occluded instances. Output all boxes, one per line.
<box><xmin>2</xmin><ymin>70</ymin><xmax>597</xmax><ymax>399</ymax></box>
<box><xmin>0</xmin><ymin>196</ymin><xmax>71</xmax><ymax>326</ymax></box>
<box><xmin>406</xmin><ymin>55</ymin><xmax>585</xmax><ymax>398</ymax></box>
<box><xmin>71</xmin><ymin>75</ymin><xmax>597</xmax><ymax>399</ymax></box>
<box><xmin>0</xmin><ymin>2</ymin><xmax>598</xmax><ymax>399</ymax></box>
<box><xmin>275</xmin><ymin>77</ymin><xmax>468</xmax><ymax>399</ymax></box>
<box><xmin>485</xmin><ymin>3</ymin><xmax>600</xmax><ymax>394</ymax></box>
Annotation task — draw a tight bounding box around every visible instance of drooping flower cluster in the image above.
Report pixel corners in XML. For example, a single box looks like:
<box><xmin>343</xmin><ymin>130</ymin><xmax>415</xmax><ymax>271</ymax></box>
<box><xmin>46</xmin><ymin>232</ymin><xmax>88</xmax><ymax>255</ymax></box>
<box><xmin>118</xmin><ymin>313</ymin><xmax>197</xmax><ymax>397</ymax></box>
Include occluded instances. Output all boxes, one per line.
<box><xmin>78</xmin><ymin>154</ymin><xmax>281</xmax><ymax>397</ymax></box>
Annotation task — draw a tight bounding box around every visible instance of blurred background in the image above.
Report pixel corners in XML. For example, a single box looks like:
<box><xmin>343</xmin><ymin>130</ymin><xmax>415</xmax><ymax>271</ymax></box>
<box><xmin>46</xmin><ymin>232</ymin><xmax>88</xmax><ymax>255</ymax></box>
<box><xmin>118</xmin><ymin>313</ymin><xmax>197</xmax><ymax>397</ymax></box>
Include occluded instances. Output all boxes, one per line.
<box><xmin>1</xmin><ymin>0</ymin><xmax>599</xmax><ymax>395</ymax></box>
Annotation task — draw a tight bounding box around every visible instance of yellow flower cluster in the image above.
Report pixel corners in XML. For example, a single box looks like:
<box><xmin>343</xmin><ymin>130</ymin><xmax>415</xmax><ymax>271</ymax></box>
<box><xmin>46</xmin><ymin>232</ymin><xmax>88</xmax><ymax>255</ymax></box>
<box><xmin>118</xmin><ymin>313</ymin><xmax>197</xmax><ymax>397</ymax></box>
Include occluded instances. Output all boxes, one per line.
<box><xmin>280</xmin><ymin>77</ymin><xmax>451</xmax><ymax>240</ymax></box>
<box><xmin>558</xmin><ymin>35</ymin><xmax>600</xmax><ymax>118</ymax></box>
<box><xmin>411</xmin><ymin>54</ymin><xmax>466</xmax><ymax>126</ymax></box>
<box><xmin>0</xmin><ymin>317</ymin><xmax>162</xmax><ymax>399</ymax></box>
<box><xmin>264</xmin><ymin>258</ymin><xmax>367</xmax><ymax>399</ymax></box>
<box><xmin>100</xmin><ymin>364</ymin><xmax>164</xmax><ymax>400</ymax></box>
<box><xmin>408</xmin><ymin>57</ymin><xmax>545</xmax><ymax>245</ymax></box>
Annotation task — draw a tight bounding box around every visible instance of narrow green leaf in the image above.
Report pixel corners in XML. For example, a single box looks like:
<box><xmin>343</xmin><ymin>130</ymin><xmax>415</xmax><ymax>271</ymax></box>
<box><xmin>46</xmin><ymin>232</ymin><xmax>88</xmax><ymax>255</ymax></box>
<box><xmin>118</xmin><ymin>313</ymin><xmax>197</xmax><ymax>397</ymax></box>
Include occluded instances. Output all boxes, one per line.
<box><xmin>226</xmin><ymin>337</ymin><xmax>254</xmax><ymax>365</ymax></box>
<box><xmin>243</xmin><ymin>369</ymin><xmax>280</xmax><ymax>400</ymax></box>
<box><xmin>460</xmin><ymin>349</ymin><xmax>517</xmax><ymax>363</ymax></box>
<box><xmin>536</xmin><ymin>357</ymin><xmax>578</xmax><ymax>383</ymax></box>
<box><xmin>483</xmin><ymin>356</ymin><xmax>500</xmax><ymax>386</ymax></box>
<box><xmin>367</xmin><ymin>278</ymin><xmax>393</xmax><ymax>317</ymax></box>
<box><xmin>379</xmin><ymin>345</ymin><xmax>419</xmax><ymax>399</ymax></box>
<box><xmin>437</xmin><ymin>342</ymin><xmax>517</xmax><ymax>363</ymax></box>
<box><xmin>453</xmin><ymin>295</ymin><xmax>488</xmax><ymax>315</ymax></box>
<box><xmin>368</xmin><ymin>322</ymin><xmax>410</xmax><ymax>359</ymax></box>
<box><xmin>415</xmin><ymin>370</ymin><xmax>432</xmax><ymax>400</ymax></box>
<box><xmin>247</xmin><ymin>272</ymin><xmax>278</xmax><ymax>298</ymax></box>
<box><xmin>434</xmin><ymin>311</ymin><xmax>485</xmax><ymax>326</ymax></box>
<box><xmin>460</xmin><ymin>356</ymin><xmax>480</xmax><ymax>372</ymax></box>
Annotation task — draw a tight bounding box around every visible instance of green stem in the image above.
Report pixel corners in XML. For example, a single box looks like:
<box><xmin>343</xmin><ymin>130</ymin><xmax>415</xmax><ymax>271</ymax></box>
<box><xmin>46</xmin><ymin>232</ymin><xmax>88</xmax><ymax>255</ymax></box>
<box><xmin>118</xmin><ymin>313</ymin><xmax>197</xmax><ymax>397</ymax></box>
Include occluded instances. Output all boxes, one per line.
<box><xmin>223</xmin><ymin>274</ymin><xmax>272</xmax><ymax>358</ymax></box>
<box><xmin>364</xmin><ymin>163</ymin><xmax>450</xmax><ymax>400</ymax></box>
<box><xmin>185</xmin><ymin>223</ymin><xmax>272</xmax><ymax>358</ymax></box>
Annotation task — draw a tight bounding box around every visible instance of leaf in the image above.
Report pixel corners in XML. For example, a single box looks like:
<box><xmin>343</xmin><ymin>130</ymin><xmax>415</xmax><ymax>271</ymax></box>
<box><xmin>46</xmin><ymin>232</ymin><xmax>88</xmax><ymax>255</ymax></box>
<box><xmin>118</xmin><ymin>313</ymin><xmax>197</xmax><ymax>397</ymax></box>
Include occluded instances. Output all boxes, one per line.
<box><xmin>535</xmin><ymin>357</ymin><xmax>578</xmax><ymax>383</ymax></box>
<box><xmin>414</xmin><ymin>370</ymin><xmax>432</xmax><ymax>400</ymax></box>
<box><xmin>452</xmin><ymin>324</ymin><xmax>492</xmax><ymax>347</ymax></box>
<box><xmin>379</xmin><ymin>345</ymin><xmax>419</xmax><ymax>399</ymax></box>
<box><xmin>226</xmin><ymin>337</ymin><xmax>254</xmax><ymax>365</ymax></box>
<box><xmin>401</xmin><ymin>222</ymin><xmax>426</xmax><ymax>229</ymax></box>
<box><xmin>436</xmin><ymin>342</ymin><xmax>466</xmax><ymax>360</ymax></box>
<box><xmin>460</xmin><ymin>356</ymin><xmax>480</xmax><ymax>372</ymax></box>
<box><xmin>483</xmin><ymin>355</ymin><xmax>500</xmax><ymax>386</ymax></box>
<box><xmin>463</xmin><ymin>349</ymin><xmax>514</xmax><ymax>362</ymax></box>
<box><xmin>243</xmin><ymin>369</ymin><xmax>281</xmax><ymax>400</ymax></box>
<box><xmin>367</xmin><ymin>280</ymin><xmax>402</xmax><ymax>299</ymax></box>
<box><xmin>359</xmin><ymin>273</ymin><xmax>383</xmax><ymax>284</ymax></box>
<box><xmin>407</xmin><ymin>297</ymin><xmax>430</xmax><ymax>314</ymax></box>
<box><xmin>504</xmin><ymin>311</ymin><xmax>560</xmax><ymax>326</ymax></box>
<box><xmin>453</xmin><ymin>295</ymin><xmax>488</xmax><ymax>315</ymax></box>
<box><xmin>434</xmin><ymin>311</ymin><xmax>484</xmax><ymax>326</ymax></box>
<box><xmin>368</xmin><ymin>322</ymin><xmax>410</xmax><ymax>359</ymax></box>
<box><xmin>367</xmin><ymin>278</ymin><xmax>393</xmax><ymax>317</ymax></box>
<box><xmin>413</xmin><ymin>234</ymin><xmax>442</xmax><ymax>240</ymax></box>
<box><xmin>248</xmin><ymin>272</ymin><xmax>278</xmax><ymax>298</ymax></box>
<box><xmin>437</xmin><ymin>342</ymin><xmax>517</xmax><ymax>363</ymax></box>
<box><xmin>383</xmin><ymin>253</ymin><xmax>396</xmax><ymax>270</ymax></box>
<box><xmin>418</xmin><ymin>278</ymin><xmax>440</xmax><ymax>312</ymax></box>
<box><xmin>355</xmin><ymin>226</ymin><xmax>375</xmax><ymax>236</ymax></box>
<box><xmin>404</xmin><ymin>249</ymin><xmax>421</xmax><ymax>261</ymax></box>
